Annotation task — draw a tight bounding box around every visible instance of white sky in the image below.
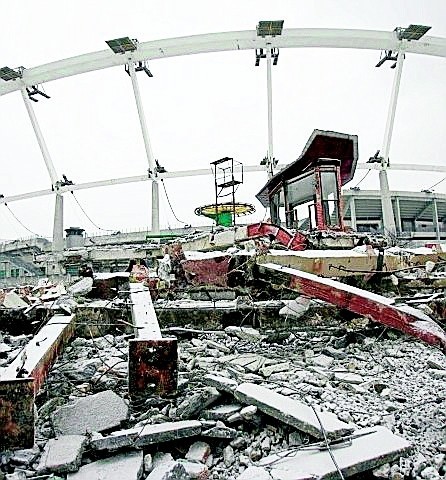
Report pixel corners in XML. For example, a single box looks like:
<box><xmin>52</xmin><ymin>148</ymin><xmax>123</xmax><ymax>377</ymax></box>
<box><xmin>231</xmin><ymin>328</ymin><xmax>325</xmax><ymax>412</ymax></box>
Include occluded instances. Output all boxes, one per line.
<box><xmin>1</xmin><ymin>0</ymin><xmax>446</xmax><ymax>241</ymax></box>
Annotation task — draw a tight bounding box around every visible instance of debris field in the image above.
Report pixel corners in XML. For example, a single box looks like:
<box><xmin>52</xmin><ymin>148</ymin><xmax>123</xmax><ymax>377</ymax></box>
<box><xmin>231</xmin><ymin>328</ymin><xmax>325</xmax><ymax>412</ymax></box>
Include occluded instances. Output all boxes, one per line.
<box><xmin>0</xmin><ymin>242</ymin><xmax>446</xmax><ymax>480</ymax></box>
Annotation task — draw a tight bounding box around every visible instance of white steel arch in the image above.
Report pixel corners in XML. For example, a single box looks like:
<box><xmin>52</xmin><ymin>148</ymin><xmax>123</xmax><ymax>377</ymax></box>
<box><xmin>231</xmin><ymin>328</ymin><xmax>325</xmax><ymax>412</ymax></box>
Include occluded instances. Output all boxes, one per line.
<box><xmin>1</xmin><ymin>27</ymin><xmax>446</xmax><ymax>242</ymax></box>
<box><xmin>1</xmin><ymin>28</ymin><xmax>446</xmax><ymax>97</ymax></box>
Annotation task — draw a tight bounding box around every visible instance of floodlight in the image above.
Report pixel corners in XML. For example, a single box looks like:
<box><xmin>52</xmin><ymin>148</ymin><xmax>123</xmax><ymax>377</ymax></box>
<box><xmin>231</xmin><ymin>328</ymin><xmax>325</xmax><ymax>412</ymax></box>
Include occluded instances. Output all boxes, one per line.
<box><xmin>135</xmin><ymin>60</ymin><xmax>153</xmax><ymax>77</ymax></box>
<box><xmin>396</xmin><ymin>24</ymin><xmax>431</xmax><ymax>41</ymax></box>
<box><xmin>256</xmin><ymin>20</ymin><xmax>284</xmax><ymax>37</ymax></box>
<box><xmin>0</xmin><ymin>66</ymin><xmax>22</xmax><ymax>81</ymax></box>
<box><xmin>26</xmin><ymin>85</ymin><xmax>50</xmax><ymax>102</ymax></box>
<box><xmin>375</xmin><ymin>50</ymin><xmax>398</xmax><ymax>68</ymax></box>
<box><xmin>106</xmin><ymin>37</ymin><xmax>138</xmax><ymax>54</ymax></box>
<box><xmin>254</xmin><ymin>48</ymin><xmax>279</xmax><ymax>67</ymax></box>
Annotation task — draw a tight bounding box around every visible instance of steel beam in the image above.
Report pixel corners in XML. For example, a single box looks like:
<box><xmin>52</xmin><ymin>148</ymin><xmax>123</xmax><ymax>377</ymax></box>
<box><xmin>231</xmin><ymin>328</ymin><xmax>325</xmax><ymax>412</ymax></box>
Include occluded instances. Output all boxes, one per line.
<box><xmin>1</xmin><ymin>163</ymin><xmax>446</xmax><ymax>207</ymax></box>
<box><xmin>0</xmin><ymin>314</ymin><xmax>76</xmax><ymax>449</ymax></box>
<box><xmin>127</xmin><ymin>283</ymin><xmax>177</xmax><ymax>398</ymax></box>
<box><xmin>258</xmin><ymin>263</ymin><xmax>446</xmax><ymax>353</ymax></box>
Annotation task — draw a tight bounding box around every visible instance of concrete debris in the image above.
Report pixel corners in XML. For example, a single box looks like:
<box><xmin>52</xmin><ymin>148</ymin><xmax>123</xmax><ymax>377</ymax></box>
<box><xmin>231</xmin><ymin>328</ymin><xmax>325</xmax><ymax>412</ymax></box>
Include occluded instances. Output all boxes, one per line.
<box><xmin>67</xmin><ymin>451</ymin><xmax>143</xmax><ymax>480</ymax></box>
<box><xmin>178</xmin><ymin>460</ymin><xmax>209</xmax><ymax>479</ymax></box>
<box><xmin>279</xmin><ymin>297</ymin><xmax>311</xmax><ymax>319</ymax></box>
<box><xmin>225</xmin><ymin>326</ymin><xmax>264</xmax><ymax>342</ymax></box>
<box><xmin>259</xmin><ymin>426</ymin><xmax>410</xmax><ymax>479</ymax></box>
<box><xmin>67</xmin><ymin>277</ymin><xmax>93</xmax><ymax>296</ymax></box>
<box><xmin>37</xmin><ymin>435</ymin><xmax>86</xmax><ymax>473</ymax></box>
<box><xmin>202</xmin><ymin>373</ymin><xmax>238</xmax><ymax>392</ymax></box>
<box><xmin>185</xmin><ymin>441</ymin><xmax>211</xmax><ymax>463</ymax></box>
<box><xmin>90</xmin><ymin>420</ymin><xmax>202</xmax><ymax>450</ymax></box>
<box><xmin>2</xmin><ymin>248</ymin><xmax>446</xmax><ymax>480</ymax></box>
<box><xmin>234</xmin><ymin>383</ymin><xmax>354</xmax><ymax>439</ymax></box>
<box><xmin>53</xmin><ymin>390</ymin><xmax>129</xmax><ymax>435</ymax></box>
<box><xmin>1</xmin><ymin>291</ymin><xmax>28</xmax><ymax>309</ymax></box>
<box><xmin>176</xmin><ymin>387</ymin><xmax>221</xmax><ymax>419</ymax></box>
<box><xmin>202</xmin><ymin>423</ymin><xmax>238</xmax><ymax>439</ymax></box>
<box><xmin>236</xmin><ymin>466</ymin><xmax>273</xmax><ymax>480</ymax></box>
<box><xmin>146</xmin><ymin>461</ymin><xmax>190</xmax><ymax>480</ymax></box>
<box><xmin>203</xmin><ymin>403</ymin><xmax>242</xmax><ymax>421</ymax></box>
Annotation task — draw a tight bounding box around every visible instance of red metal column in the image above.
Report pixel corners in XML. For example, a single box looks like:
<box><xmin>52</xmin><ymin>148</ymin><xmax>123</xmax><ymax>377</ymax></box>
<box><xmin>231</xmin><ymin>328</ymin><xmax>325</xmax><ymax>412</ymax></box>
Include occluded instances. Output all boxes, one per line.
<box><xmin>0</xmin><ymin>314</ymin><xmax>76</xmax><ymax>449</ymax></box>
<box><xmin>258</xmin><ymin>263</ymin><xmax>446</xmax><ymax>352</ymax></box>
<box><xmin>128</xmin><ymin>284</ymin><xmax>177</xmax><ymax>398</ymax></box>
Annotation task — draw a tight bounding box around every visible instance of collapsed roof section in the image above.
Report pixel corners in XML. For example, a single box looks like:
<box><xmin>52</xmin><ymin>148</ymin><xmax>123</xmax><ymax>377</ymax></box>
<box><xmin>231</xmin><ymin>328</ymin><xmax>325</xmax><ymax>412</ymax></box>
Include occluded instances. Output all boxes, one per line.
<box><xmin>256</xmin><ymin>129</ymin><xmax>358</xmax><ymax>207</ymax></box>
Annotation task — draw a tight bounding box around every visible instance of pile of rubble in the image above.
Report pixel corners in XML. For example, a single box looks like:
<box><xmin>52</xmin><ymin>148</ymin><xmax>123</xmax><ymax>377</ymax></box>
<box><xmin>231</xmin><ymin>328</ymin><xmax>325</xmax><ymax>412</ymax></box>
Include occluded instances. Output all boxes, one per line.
<box><xmin>1</xmin><ymin>317</ymin><xmax>445</xmax><ymax>480</ymax></box>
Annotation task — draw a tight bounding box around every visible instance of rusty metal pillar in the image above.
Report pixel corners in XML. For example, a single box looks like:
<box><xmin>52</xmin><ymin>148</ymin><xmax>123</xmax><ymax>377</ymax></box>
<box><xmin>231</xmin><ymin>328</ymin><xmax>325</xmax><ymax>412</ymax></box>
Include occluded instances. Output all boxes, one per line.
<box><xmin>128</xmin><ymin>283</ymin><xmax>177</xmax><ymax>398</ymax></box>
<box><xmin>0</xmin><ymin>314</ymin><xmax>75</xmax><ymax>449</ymax></box>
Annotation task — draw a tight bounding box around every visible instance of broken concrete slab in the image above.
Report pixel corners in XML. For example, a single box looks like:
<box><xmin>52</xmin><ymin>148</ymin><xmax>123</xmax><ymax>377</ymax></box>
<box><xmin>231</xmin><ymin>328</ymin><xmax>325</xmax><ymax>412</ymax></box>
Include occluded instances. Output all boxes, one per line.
<box><xmin>90</xmin><ymin>420</ymin><xmax>202</xmax><ymax>451</ymax></box>
<box><xmin>176</xmin><ymin>387</ymin><xmax>221</xmax><ymax>419</ymax></box>
<box><xmin>2</xmin><ymin>291</ymin><xmax>28</xmax><ymax>309</ymax></box>
<box><xmin>202</xmin><ymin>424</ymin><xmax>237</xmax><ymax>439</ymax></box>
<box><xmin>259</xmin><ymin>362</ymin><xmax>291</xmax><ymax>377</ymax></box>
<box><xmin>146</xmin><ymin>461</ymin><xmax>190</xmax><ymax>480</ymax></box>
<box><xmin>236</xmin><ymin>466</ymin><xmax>273</xmax><ymax>480</ymax></box>
<box><xmin>311</xmin><ymin>354</ymin><xmax>334</xmax><ymax>369</ymax></box>
<box><xmin>178</xmin><ymin>460</ymin><xmax>209</xmax><ymax>479</ymax></box>
<box><xmin>67</xmin><ymin>451</ymin><xmax>143</xmax><ymax>480</ymax></box>
<box><xmin>37</xmin><ymin>435</ymin><xmax>86</xmax><ymax>474</ymax></box>
<box><xmin>224</xmin><ymin>326</ymin><xmax>263</xmax><ymax>342</ymax></box>
<box><xmin>202</xmin><ymin>404</ymin><xmax>242</xmax><ymax>421</ymax></box>
<box><xmin>53</xmin><ymin>390</ymin><xmax>128</xmax><ymax>435</ymax></box>
<box><xmin>259</xmin><ymin>426</ymin><xmax>411</xmax><ymax>480</ymax></box>
<box><xmin>202</xmin><ymin>374</ymin><xmax>238</xmax><ymax>392</ymax></box>
<box><xmin>334</xmin><ymin>372</ymin><xmax>364</xmax><ymax>384</ymax></box>
<box><xmin>185</xmin><ymin>441</ymin><xmax>211</xmax><ymax>463</ymax></box>
<box><xmin>234</xmin><ymin>383</ymin><xmax>354</xmax><ymax>440</ymax></box>
<box><xmin>10</xmin><ymin>446</ymin><xmax>40</xmax><ymax>466</ymax></box>
<box><xmin>219</xmin><ymin>353</ymin><xmax>275</xmax><ymax>373</ymax></box>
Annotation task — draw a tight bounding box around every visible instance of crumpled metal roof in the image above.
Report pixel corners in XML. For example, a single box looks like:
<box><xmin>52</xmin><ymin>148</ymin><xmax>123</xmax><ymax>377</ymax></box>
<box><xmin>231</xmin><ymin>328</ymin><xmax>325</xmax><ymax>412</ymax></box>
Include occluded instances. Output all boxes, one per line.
<box><xmin>257</xmin><ymin>129</ymin><xmax>358</xmax><ymax>207</ymax></box>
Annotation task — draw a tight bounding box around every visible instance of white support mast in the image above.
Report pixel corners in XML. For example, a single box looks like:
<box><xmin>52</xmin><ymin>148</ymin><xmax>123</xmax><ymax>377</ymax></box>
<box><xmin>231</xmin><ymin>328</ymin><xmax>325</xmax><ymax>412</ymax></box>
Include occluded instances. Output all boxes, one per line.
<box><xmin>127</xmin><ymin>61</ymin><xmax>160</xmax><ymax>235</ymax></box>
<box><xmin>21</xmin><ymin>87</ymin><xmax>63</xmax><ymax>251</ymax></box>
<box><xmin>21</xmin><ymin>88</ymin><xmax>58</xmax><ymax>186</ymax></box>
<box><xmin>379</xmin><ymin>49</ymin><xmax>405</xmax><ymax>237</ymax></box>
<box><xmin>266</xmin><ymin>46</ymin><xmax>274</xmax><ymax>179</ymax></box>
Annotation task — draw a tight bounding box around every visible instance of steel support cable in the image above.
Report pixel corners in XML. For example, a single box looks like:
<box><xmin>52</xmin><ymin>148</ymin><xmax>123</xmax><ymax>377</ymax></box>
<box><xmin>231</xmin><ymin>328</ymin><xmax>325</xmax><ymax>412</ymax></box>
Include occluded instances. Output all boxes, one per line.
<box><xmin>3</xmin><ymin>204</ymin><xmax>47</xmax><ymax>238</ymax></box>
<box><xmin>424</xmin><ymin>176</ymin><xmax>446</xmax><ymax>192</ymax></box>
<box><xmin>161</xmin><ymin>179</ymin><xmax>188</xmax><ymax>225</ymax></box>
<box><xmin>70</xmin><ymin>191</ymin><xmax>115</xmax><ymax>232</ymax></box>
<box><xmin>353</xmin><ymin>169</ymin><xmax>371</xmax><ymax>189</ymax></box>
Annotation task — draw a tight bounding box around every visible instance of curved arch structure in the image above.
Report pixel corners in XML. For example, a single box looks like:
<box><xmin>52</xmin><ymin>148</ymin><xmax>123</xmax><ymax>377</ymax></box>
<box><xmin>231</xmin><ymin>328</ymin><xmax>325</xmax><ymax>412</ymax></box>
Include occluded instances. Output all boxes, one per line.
<box><xmin>1</xmin><ymin>27</ymin><xmax>446</xmax><ymax>245</ymax></box>
<box><xmin>1</xmin><ymin>28</ymin><xmax>446</xmax><ymax>96</ymax></box>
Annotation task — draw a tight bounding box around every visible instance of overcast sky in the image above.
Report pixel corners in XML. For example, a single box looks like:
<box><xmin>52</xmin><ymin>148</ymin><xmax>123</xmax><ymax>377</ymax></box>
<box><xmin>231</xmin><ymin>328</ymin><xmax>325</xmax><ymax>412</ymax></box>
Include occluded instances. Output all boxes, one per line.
<box><xmin>1</xmin><ymin>0</ymin><xmax>446</xmax><ymax>241</ymax></box>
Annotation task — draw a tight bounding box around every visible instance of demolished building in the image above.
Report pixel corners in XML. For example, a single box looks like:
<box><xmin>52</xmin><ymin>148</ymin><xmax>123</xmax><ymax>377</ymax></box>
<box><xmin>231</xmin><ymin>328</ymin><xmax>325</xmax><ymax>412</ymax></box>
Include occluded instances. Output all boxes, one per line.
<box><xmin>1</xmin><ymin>131</ymin><xmax>445</xmax><ymax>480</ymax></box>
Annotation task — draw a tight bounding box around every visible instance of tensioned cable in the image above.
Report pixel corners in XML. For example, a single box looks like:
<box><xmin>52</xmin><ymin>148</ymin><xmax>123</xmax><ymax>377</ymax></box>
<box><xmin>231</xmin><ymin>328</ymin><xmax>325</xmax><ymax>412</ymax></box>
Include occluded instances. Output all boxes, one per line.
<box><xmin>424</xmin><ymin>176</ymin><xmax>446</xmax><ymax>192</ymax></box>
<box><xmin>3</xmin><ymin>204</ymin><xmax>46</xmax><ymax>238</ymax></box>
<box><xmin>70</xmin><ymin>192</ymin><xmax>115</xmax><ymax>232</ymax></box>
<box><xmin>160</xmin><ymin>179</ymin><xmax>188</xmax><ymax>225</ymax></box>
<box><xmin>353</xmin><ymin>169</ymin><xmax>371</xmax><ymax>189</ymax></box>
